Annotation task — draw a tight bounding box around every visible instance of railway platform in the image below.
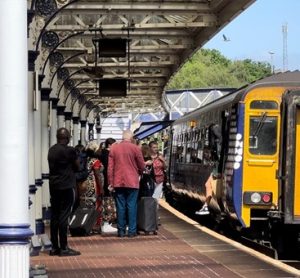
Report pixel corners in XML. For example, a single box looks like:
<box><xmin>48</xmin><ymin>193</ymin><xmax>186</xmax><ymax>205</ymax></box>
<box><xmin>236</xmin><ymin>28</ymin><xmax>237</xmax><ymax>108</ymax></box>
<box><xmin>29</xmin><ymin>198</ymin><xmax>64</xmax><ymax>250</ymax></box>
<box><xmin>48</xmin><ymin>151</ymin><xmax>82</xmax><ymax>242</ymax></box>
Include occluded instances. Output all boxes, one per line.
<box><xmin>30</xmin><ymin>200</ymin><xmax>300</xmax><ymax>278</ymax></box>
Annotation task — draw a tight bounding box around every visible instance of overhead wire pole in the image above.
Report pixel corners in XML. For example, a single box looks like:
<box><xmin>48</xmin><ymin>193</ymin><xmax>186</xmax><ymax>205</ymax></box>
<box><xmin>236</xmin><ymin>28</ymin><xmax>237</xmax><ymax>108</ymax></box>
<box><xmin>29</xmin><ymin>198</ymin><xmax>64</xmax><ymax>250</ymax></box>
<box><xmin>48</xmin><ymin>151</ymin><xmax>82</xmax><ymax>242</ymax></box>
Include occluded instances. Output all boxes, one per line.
<box><xmin>282</xmin><ymin>23</ymin><xmax>288</xmax><ymax>72</ymax></box>
<box><xmin>268</xmin><ymin>51</ymin><xmax>275</xmax><ymax>73</ymax></box>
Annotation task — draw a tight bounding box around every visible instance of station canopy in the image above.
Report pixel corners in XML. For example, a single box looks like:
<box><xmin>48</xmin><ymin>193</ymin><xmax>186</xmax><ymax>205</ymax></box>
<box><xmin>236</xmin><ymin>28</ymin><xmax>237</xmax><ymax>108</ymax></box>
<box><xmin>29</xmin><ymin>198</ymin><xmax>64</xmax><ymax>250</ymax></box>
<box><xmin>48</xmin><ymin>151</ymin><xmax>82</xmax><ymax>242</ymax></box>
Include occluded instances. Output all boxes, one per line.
<box><xmin>34</xmin><ymin>0</ymin><xmax>255</xmax><ymax>115</ymax></box>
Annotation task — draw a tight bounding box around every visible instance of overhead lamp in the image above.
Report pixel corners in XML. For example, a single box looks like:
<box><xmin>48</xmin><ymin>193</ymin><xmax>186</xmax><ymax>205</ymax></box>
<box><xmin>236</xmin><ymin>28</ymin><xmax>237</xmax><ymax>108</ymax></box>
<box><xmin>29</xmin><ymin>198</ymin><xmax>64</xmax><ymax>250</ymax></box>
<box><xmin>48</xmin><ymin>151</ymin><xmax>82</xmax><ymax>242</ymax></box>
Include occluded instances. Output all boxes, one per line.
<box><xmin>97</xmin><ymin>38</ymin><xmax>127</xmax><ymax>58</ymax></box>
<box><xmin>99</xmin><ymin>78</ymin><xmax>128</xmax><ymax>97</ymax></box>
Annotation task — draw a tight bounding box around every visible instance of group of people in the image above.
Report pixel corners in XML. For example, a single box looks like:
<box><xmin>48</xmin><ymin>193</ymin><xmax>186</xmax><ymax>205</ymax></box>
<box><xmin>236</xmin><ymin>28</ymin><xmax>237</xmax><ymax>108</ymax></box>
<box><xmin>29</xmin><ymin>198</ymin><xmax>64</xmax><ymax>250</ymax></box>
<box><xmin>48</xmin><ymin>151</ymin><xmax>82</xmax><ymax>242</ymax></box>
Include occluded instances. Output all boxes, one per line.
<box><xmin>48</xmin><ymin>128</ymin><xmax>166</xmax><ymax>256</ymax></box>
<box><xmin>107</xmin><ymin>130</ymin><xmax>166</xmax><ymax>237</ymax></box>
<box><xmin>74</xmin><ymin>138</ymin><xmax>117</xmax><ymax>234</ymax></box>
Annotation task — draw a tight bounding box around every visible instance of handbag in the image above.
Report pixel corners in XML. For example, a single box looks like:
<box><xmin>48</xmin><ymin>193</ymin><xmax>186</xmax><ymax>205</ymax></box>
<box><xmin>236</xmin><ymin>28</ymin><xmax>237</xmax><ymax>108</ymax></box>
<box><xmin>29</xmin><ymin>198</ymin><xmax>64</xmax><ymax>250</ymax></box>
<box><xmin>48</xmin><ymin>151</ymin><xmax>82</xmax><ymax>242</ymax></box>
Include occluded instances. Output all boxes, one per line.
<box><xmin>139</xmin><ymin>170</ymin><xmax>156</xmax><ymax>197</ymax></box>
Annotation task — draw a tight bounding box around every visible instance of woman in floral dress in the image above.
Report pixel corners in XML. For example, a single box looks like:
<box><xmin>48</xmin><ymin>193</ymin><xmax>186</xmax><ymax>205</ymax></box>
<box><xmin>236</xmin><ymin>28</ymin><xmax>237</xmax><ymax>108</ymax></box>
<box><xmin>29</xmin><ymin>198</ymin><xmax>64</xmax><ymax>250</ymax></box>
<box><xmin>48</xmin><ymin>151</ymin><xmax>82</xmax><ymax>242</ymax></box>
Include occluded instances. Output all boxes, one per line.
<box><xmin>80</xmin><ymin>141</ymin><xmax>104</xmax><ymax>231</ymax></box>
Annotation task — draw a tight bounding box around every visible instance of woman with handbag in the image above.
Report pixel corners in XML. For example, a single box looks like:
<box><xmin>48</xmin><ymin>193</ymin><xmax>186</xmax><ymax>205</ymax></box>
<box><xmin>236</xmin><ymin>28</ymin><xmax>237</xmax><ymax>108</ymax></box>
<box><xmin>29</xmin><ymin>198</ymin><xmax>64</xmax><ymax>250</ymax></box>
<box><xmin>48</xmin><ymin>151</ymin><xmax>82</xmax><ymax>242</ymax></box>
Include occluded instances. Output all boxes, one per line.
<box><xmin>80</xmin><ymin>141</ymin><xmax>117</xmax><ymax>233</ymax></box>
<box><xmin>149</xmin><ymin>141</ymin><xmax>166</xmax><ymax>205</ymax></box>
<box><xmin>79</xmin><ymin>142</ymin><xmax>102</xmax><ymax>227</ymax></box>
<box><xmin>139</xmin><ymin>144</ymin><xmax>155</xmax><ymax>197</ymax></box>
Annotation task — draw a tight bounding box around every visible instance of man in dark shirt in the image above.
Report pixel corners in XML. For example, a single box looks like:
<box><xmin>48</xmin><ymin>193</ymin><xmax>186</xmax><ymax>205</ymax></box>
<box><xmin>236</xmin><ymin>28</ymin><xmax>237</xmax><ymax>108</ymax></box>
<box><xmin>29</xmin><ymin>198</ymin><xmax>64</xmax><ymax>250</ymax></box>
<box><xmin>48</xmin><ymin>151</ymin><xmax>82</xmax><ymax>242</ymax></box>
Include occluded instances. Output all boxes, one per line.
<box><xmin>48</xmin><ymin>128</ymin><xmax>80</xmax><ymax>256</ymax></box>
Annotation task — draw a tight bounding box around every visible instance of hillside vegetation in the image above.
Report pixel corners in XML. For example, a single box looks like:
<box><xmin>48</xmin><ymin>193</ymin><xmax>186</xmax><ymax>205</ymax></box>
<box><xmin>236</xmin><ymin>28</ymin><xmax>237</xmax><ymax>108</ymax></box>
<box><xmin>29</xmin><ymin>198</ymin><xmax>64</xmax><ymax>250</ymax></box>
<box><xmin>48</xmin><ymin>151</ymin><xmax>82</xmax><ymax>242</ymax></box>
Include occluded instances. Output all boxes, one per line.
<box><xmin>167</xmin><ymin>49</ymin><xmax>272</xmax><ymax>90</ymax></box>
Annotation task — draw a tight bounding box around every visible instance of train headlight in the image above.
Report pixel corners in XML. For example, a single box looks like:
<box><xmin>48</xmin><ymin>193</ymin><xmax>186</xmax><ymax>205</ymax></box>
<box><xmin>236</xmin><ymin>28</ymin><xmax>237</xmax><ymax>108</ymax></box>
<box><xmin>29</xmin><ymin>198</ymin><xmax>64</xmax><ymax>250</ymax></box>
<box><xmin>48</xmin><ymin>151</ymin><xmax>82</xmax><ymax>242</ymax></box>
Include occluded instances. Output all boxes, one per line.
<box><xmin>250</xmin><ymin>193</ymin><xmax>261</xmax><ymax>203</ymax></box>
<box><xmin>243</xmin><ymin>191</ymin><xmax>272</xmax><ymax>205</ymax></box>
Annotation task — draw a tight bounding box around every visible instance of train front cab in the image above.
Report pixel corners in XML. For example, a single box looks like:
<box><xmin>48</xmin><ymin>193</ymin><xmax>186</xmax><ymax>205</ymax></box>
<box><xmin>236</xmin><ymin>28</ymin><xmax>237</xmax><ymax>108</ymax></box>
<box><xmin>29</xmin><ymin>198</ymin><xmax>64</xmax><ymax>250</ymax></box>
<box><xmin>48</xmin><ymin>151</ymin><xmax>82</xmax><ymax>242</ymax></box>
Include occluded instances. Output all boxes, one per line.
<box><xmin>241</xmin><ymin>87</ymin><xmax>282</xmax><ymax>228</ymax></box>
<box><xmin>240</xmin><ymin>87</ymin><xmax>300</xmax><ymax>247</ymax></box>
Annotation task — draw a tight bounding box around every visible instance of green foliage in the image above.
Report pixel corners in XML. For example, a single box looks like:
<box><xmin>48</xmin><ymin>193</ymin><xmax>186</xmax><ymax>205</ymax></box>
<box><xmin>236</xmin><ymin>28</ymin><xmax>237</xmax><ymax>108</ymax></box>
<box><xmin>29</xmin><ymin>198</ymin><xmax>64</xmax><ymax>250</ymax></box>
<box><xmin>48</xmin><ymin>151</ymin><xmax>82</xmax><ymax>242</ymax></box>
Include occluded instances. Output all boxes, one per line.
<box><xmin>167</xmin><ymin>49</ymin><xmax>272</xmax><ymax>90</ymax></box>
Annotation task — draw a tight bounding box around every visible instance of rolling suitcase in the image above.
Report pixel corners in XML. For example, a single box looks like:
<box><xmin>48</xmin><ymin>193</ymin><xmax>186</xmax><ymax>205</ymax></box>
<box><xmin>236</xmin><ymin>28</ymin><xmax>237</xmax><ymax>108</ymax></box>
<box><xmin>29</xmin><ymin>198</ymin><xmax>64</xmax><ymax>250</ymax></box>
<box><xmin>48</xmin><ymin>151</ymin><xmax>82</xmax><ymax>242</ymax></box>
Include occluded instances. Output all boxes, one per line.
<box><xmin>137</xmin><ymin>197</ymin><xmax>158</xmax><ymax>235</ymax></box>
<box><xmin>69</xmin><ymin>207</ymin><xmax>99</xmax><ymax>236</ymax></box>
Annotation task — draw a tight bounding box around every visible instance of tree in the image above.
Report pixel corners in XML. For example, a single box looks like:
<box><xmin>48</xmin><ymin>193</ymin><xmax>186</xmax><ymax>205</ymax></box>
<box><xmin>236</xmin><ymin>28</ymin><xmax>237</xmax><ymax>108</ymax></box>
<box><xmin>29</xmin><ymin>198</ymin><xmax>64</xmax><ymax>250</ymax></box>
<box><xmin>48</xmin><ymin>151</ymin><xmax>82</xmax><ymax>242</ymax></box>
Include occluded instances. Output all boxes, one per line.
<box><xmin>167</xmin><ymin>49</ymin><xmax>272</xmax><ymax>90</ymax></box>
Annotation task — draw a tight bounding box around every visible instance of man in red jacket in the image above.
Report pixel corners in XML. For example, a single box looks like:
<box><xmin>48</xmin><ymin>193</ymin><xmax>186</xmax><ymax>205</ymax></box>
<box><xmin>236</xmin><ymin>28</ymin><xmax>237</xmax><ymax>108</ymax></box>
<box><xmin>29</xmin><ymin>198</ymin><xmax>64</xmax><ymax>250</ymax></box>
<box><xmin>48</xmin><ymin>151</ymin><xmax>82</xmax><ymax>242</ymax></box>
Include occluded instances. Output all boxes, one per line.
<box><xmin>108</xmin><ymin>130</ymin><xmax>146</xmax><ymax>237</ymax></box>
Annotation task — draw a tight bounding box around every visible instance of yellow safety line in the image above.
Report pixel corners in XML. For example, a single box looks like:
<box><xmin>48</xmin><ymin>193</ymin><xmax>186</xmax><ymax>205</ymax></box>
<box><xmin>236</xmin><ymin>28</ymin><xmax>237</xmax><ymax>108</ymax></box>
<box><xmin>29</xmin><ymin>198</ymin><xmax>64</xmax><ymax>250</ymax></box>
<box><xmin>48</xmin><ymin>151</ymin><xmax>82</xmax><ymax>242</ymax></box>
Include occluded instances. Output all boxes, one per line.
<box><xmin>159</xmin><ymin>199</ymin><xmax>300</xmax><ymax>277</ymax></box>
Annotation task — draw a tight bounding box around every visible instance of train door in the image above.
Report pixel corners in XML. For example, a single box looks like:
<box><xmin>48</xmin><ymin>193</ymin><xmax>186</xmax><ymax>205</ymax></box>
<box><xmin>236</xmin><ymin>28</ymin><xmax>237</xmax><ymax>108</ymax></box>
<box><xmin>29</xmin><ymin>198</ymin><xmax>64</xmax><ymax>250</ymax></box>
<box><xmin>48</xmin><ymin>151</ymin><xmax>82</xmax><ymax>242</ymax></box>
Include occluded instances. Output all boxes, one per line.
<box><xmin>281</xmin><ymin>90</ymin><xmax>300</xmax><ymax>224</ymax></box>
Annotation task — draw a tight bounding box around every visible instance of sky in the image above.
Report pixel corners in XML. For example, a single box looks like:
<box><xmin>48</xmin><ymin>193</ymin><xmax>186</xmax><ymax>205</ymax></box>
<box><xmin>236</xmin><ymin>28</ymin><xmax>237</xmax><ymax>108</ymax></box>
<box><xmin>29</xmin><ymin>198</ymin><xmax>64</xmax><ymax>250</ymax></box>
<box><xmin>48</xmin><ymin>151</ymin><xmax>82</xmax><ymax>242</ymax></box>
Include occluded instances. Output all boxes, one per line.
<box><xmin>204</xmin><ymin>0</ymin><xmax>300</xmax><ymax>71</ymax></box>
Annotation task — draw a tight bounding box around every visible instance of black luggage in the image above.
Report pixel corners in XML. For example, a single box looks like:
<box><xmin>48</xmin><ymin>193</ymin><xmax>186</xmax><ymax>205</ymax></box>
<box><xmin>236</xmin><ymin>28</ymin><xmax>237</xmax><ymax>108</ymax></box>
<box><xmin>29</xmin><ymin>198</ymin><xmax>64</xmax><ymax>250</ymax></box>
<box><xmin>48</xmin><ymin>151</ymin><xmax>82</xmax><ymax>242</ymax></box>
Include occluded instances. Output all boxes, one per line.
<box><xmin>137</xmin><ymin>197</ymin><xmax>158</xmax><ymax>235</ymax></box>
<box><xmin>69</xmin><ymin>207</ymin><xmax>99</xmax><ymax>236</ymax></box>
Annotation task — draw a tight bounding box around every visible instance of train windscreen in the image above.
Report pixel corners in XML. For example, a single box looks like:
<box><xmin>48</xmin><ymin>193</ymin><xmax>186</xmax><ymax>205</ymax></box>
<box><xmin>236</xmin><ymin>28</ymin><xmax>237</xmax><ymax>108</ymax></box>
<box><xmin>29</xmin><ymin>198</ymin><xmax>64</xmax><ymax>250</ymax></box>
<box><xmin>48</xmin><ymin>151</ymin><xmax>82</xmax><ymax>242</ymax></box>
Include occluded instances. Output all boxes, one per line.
<box><xmin>249</xmin><ymin>115</ymin><xmax>277</xmax><ymax>155</ymax></box>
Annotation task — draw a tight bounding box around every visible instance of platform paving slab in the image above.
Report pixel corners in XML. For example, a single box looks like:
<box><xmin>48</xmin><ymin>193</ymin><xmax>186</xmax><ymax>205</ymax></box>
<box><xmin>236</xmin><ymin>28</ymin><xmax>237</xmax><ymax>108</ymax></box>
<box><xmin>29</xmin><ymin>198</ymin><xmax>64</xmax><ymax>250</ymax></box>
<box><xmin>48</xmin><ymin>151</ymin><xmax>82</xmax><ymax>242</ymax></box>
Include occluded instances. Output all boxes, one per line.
<box><xmin>30</xmin><ymin>204</ymin><xmax>298</xmax><ymax>277</ymax></box>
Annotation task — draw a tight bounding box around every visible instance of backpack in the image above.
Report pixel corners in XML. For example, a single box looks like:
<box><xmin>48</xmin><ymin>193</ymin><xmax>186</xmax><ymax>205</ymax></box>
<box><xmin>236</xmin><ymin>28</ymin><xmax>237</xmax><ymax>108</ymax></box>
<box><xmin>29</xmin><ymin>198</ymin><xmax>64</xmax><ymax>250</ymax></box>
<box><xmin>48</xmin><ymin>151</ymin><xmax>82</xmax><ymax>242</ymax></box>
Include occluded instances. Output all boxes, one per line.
<box><xmin>76</xmin><ymin>151</ymin><xmax>89</xmax><ymax>182</ymax></box>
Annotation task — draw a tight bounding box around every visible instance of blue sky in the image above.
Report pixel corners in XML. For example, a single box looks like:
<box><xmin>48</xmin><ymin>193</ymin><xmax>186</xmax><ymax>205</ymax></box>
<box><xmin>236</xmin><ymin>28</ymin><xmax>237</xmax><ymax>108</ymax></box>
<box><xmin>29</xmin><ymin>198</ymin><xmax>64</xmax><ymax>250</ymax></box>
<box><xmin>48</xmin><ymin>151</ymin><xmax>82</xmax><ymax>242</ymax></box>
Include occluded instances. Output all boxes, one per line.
<box><xmin>204</xmin><ymin>0</ymin><xmax>300</xmax><ymax>71</ymax></box>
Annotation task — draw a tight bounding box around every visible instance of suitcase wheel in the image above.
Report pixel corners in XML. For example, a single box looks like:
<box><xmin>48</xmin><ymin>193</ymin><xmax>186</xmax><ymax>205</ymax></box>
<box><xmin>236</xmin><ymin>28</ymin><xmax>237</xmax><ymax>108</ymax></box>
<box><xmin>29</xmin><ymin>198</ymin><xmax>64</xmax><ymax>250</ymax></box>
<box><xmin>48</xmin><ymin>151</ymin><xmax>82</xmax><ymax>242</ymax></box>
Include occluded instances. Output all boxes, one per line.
<box><xmin>140</xmin><ymin>231</ymin><xmax>157</xmax><ymax>235</ymax></box>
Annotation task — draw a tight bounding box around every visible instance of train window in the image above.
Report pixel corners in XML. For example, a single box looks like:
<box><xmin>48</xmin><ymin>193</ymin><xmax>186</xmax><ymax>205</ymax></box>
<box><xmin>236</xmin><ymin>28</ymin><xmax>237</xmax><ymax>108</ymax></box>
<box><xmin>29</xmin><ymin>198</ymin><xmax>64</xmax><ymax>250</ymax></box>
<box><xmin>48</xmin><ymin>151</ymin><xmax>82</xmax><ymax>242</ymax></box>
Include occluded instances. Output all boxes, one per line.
<box><xmin>196</xmin><ymin>130</ymin><xmax>200</xmax><ymax>141</ymax></box>
<box><xmin>196</xmin><ymin>131</ymin><xmax>199</xmax><ymax>140</ymax></box>
<box><xmin>191</xmin><ymin>147</ymin><xmax>202</xmax><ymax>163</ymax></box>
<box><xmin>186</xmin><ymin>147</ymin><xmax>192</xmax><ymax>163</ymax></box>
<box><xmin>176</xmin><ymin>145</ymin><xmax>184</xmax><ymax>162</ymax></box>
<box><xmin>204</xmin><ymin>128</ymin><xmax>209</xmax><ymax>146</ymax></box>
<box><xmin>250</xmin><ymin>100</ymin><xmax>278</xmax><ymax>110</ymax></box>
<box><xmin>197</xmin><ymin>140</ymin><xmax>203</xmax><ymax>151</ymax></box>
<box><xmin>193</xmin><ymin>142</ymin><xmax>198</xmax><ymax>151</ymax></box>
<box><xmin>187</xmin><ymin>132</ymin><xmax>191</xmax><ymax>142</ymax></box>
<box><xmin>203</xmin><ymin>147</ymin><xmax>213</xmax><ymax>165</ymax></box>
<box><xmin>249</xmin><ymin>116</ymin><xmax>277</xmax><ymax>155</ymax></box>
<box><xmin>184</xmin><ymin>133</ymin><xmax>188</xmax><ymax>143</ymax></box>
<box><xmin>173</xmin><ymin>135</ymin><xmax>177</xmax><ymax>145</ymax></box>
<box><xmin>192</xmin><ymin>131</ymin><xmax>196</xmax><ymax>142</ymax></box>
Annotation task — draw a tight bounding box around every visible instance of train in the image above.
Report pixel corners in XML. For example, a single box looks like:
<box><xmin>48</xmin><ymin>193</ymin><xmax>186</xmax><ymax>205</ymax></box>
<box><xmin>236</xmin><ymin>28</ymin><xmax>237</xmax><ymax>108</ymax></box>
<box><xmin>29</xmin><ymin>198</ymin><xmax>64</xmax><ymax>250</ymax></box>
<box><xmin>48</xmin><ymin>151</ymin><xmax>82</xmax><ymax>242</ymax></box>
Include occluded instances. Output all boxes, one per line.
<box><xmin>164</xmin><ymin>71</ymin><xmax>300</xmax><ymax>258</ymax></box>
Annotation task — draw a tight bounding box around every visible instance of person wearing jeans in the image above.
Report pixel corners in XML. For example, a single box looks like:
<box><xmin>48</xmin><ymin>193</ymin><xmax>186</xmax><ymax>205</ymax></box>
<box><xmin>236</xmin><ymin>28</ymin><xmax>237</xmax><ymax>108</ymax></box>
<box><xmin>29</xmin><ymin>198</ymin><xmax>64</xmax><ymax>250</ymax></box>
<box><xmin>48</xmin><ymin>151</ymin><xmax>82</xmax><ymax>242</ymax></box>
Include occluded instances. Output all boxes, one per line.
<box><xmin>108</xmin><ymin>130</ymin><xmax>146</xmax><ymax>237</ymax></box>
<box><xmin>114</xmin><ymin>187</ymin><xmax>139</xmax><ymax>236</ymax></box>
